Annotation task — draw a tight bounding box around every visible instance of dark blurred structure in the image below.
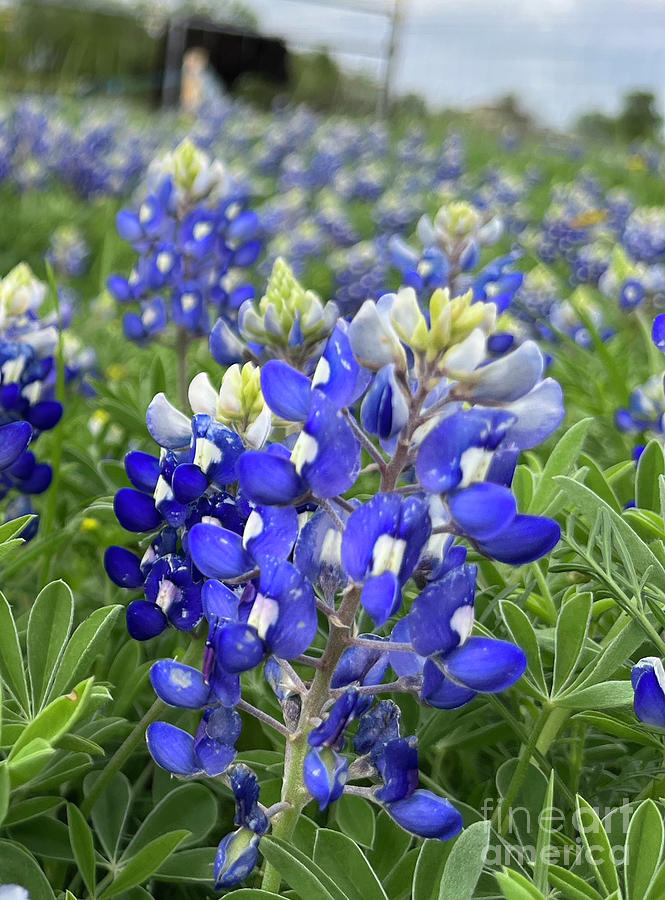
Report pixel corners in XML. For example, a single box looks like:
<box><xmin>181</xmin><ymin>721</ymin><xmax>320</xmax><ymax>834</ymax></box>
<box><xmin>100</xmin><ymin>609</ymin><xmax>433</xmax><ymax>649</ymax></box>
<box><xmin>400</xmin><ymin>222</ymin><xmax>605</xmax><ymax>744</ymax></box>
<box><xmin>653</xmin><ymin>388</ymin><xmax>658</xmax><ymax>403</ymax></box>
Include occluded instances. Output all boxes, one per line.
<box><xmin>161</xmin><ymin>17</ymin><xmax>288</xmax><ymax>107</ymax></box>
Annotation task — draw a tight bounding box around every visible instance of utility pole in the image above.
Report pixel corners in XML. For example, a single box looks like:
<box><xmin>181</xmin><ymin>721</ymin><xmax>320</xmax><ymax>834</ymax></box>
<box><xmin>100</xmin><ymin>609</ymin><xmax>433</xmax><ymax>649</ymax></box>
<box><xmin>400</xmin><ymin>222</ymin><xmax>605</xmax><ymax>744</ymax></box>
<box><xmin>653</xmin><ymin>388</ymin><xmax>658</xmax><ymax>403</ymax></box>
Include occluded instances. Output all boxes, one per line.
<box><xmin>378</xmin><ymin>0</ymin><xmax>402</xmax><ymax>119</ymax></box>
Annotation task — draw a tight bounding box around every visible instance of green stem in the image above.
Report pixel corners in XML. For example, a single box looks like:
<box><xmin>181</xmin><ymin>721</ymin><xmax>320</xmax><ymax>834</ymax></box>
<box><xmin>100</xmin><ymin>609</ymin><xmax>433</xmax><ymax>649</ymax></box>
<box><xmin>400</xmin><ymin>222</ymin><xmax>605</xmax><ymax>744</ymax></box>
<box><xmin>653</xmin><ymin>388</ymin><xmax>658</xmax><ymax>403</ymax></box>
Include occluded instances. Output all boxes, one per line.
<box><xmin>494</xmin><ymin>705</ymin><xmax>568</xmax><ymax>836</ymax></box>
<box><xmin>263</xmin><ymin>377</ymin><xmax>429</xmax><ymax>890</ymax></box>
<box><xmin>80</xmin><ymin>639</ymin><xmax>201</xmax><ymax>817</ymax></box>
<box><xmin>530</xmin><ymin>562</ymin><xmax>558</xmax><ymax>625</ymax></box>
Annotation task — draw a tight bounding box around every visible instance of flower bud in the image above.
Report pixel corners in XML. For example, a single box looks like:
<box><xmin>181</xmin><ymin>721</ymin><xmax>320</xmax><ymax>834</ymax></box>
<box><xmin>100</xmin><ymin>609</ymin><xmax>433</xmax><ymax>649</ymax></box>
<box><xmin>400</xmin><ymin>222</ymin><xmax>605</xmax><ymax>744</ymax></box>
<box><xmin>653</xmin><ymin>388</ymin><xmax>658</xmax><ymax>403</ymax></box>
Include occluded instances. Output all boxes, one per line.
<box><xmin>303</xmin><ymin>745</ymin><xmax>348</xmax><ymax>810</ymax></box>
<box><xmin>214</xmin><ymin>827</ymin><xmax>261</xmax><ymax>889</ymax></box>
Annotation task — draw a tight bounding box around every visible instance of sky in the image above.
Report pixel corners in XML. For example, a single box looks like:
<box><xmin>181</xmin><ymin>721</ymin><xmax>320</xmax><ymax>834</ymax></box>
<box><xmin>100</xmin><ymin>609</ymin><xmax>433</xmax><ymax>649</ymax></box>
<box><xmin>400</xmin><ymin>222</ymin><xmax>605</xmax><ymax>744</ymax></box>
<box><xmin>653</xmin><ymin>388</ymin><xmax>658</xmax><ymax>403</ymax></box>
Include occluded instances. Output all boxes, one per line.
<box><xmin>239</xmin><ymin>0</ymin><xmax>665</xmax><ymax>128</ymax></box>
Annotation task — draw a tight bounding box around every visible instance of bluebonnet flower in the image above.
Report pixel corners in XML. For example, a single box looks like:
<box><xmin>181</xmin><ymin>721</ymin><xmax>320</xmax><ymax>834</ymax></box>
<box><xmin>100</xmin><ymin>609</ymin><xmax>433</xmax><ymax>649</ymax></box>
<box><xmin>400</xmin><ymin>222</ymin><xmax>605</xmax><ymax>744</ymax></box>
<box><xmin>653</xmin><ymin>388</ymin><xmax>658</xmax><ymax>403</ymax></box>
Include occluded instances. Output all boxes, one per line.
<box><xmin>632</xmin><ymin>657</ymin><xmax>665</xmax><ymax>727</ymax></box>
<box><xmin>105</xmin><ymin>263</ymin><xmax>565</xmax><ymax>890</ymax></box>
<box><xmin>108</xmin><ymin>139</ymin><xmax>260</xmax><ymax>345</ymax></box>
<box><xmin>46</xmin><ymin>224</ymin><xmax>90</xmax><ymax>279</ymax></box>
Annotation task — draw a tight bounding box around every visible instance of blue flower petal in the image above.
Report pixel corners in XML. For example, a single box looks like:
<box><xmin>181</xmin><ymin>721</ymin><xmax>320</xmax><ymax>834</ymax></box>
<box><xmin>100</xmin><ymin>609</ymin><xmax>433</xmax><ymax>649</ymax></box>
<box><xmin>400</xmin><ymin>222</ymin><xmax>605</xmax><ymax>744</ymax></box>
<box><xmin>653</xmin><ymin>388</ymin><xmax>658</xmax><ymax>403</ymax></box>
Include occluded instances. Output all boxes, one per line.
<box><xmin>244</xmin><ymin>505</ymin><xmax>299</xmax><ymax>564</ymax></box>
<box><xmin>469</xmin><ymin>341</ymin><xmax>543</xmax><ymax>402</ymax></box>
<box><xmin>216</xmin><ymin>622</ymin><xmax>265</xmax><ymax>673</ymax></box>
<box><xmin>312</xmin><ymin>321</ymin><xmax>371</xmax><ymax>408</ymax></box>
<box><xmin>633</xmin><ymin>658</ymin><xmax>665</xmax><ymax>727</ymax></box>
<box><xmin>416</xmin><ymin>408</ymin><xmax>514</xmax><ymax>493</ymax></box>
<box><xmin>150</xmin><ymin>660</ymin><xmax>213</xmax><ymax>708</ymax></box>
<box><xmin>0</xmin><ymin>421</ymin><xmax>31</xmax><ymax>470</ymax></box>
<box><xmin>114</xmin><ymin>488</ymin><xmax>161</xmax><ymax>533</ymax></box>
<box><xmin>303</xmin><ymin>746</ymin><xmax>348</xmax><ymax>810</ymax></box>
<box><xmin>203</xmin><ymin>579</ymin><xmax>240</xmax><ymax>621</ymax></box>
<box><xmin>27</xmin><ymin>400</ymin><xmax>63</xmax><ymax>431</ymax></box>
<box><xmin>476</xmin><ymin>514</ymin><xmax>560</xmax><ymax>564</ymax></box>
<box><xmin>126</xmin><ymin>600</ymin><xmax>167</xmax><ymax>641</ymax></box>
<box><xmin>238</xmin><ymin>451</ymin><xmax>307</xmax><ymax>506</ymax></box>
<box><xmin>499</xmin><ymin>378</ymin><xmax>565</xmax><ymax>450</ymax></box>
<box><xmin>449</xmin><ymin>483</ymin><xmax>517</xmax><ymax>540</ymax></box>
<box><xmin>125</xmin><ymin>451</ymin><xmax>160</xmax><ymax>493</ymax></box>
<box><xmin>189</xmin><ymin>523</ymin><xmax>254</xmax><ymax>580</ymax></box>
<box><xmin>361</xmin><ymin>572</ymin><xmax>401</xmax><ymax>626</ymax></box>
<box><xmin>104</xmin><ymin>546</ymin><xmax>144</xmax><ymax>588</ymax></box>
<box><xmin>172</xmin><ymin>463</ymin><xmax>209</xmax><ymax>504</ymax></box>
<box><xmin>146</xmin><ymin>722</ymin><xmax>202</xmax><ymax>775</ymax></box>
<box><xmin>653</xmin><ymin>314</ymin><xmax>665</xmax><ymax>352</ymax></box>
<box><xmin>408</xmin><ymin>564</ymin><xmax>477</xmax><ymax>658</ymax></box>
<box><xmin>332</xmin><ymin>634</ymin><xmax>389</xmax><ymax>689</ymax></box>
<box><xmin>214</xmin><ymin>829</ymin><xmax>260</xmax><ymax>889</ymax></box>
<box><xmin>260</xmin><ymin>360</ymin><xmax>312</xmax><ymax>421</ymax></box>
<box><xmin>443</xmin><ymin>636</ymin><xmax>526</xmax><ymax>693</ymax></box>
<box><xmin>385</xmin><ymin>790</ymin><xmax>463</xmax><ymax>841</ymax></box>
<box><xmin>421</xmin><ymin>661</ymin><xmax>477</xmax><ymax>709</ymax></box>
<box><xmin>294</xmin><ymin>390</ymin><xmax>360</xmax><ymax>499</ymax></box>
<box><xmin>259</xmin><ymin>560</ymin><xmax>317</xmax><ymax>659</ymax></box>
<box><xmin>146</xmin><ymin>392</ymin><xmax>191</xmax><ymax>449</ymax></box>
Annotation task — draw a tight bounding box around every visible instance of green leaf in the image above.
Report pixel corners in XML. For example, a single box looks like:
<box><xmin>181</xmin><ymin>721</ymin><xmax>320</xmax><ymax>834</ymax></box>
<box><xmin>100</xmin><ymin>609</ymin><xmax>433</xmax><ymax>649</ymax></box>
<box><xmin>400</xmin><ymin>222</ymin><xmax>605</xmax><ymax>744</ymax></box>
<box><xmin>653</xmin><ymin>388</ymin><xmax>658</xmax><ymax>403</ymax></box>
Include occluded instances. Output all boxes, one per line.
<box><xmin>533</xmin><ymin>771</ymin><xmax>555</xmax><ymax>894</ymax></box>
<box><xmin>548</xmin><ymin>865</ymin><xmax>603</xmax><ymax>900</ymax></box>
<box><xmin>529</xmin><ymin>417</ymin><xmax>592</xmax><ymax>515</ymax></box>
<box><xmin>0</xmin><ymin>589</ymin><xmax>30</xmax><ymax>711</ymax></box>
<box><xmin>578</xmin><ymin>453</ymin><xmax>623</xmax><ymax>512</ymax></box>
<box><xmin>0</xmin><ymin>839</ymin><xmax>56</xmax><ymax>900</ymax></box>
<box><xmin>495</xmin><ymin>869</ymin><xmax>547</xmax><ymax>900</ymax></box>
<box><xmin>0</xmin><ymin>762</ymin><xmax>8</xmax><ymax>826</ymax></box>
<box><xmin>86</xmin><ymin>771</ymin><xmax>132</xmax><ymax>861</ymax></box>
<box><xmin>123</xmin><ymin>783</ymin><xmax>217</xmax><ymax>856</ymax></box>
<box><xmin>368</xmin><ymin>811</ymin><xmax>412</xmax><ymax>880</ymax></box>
<box><xmin>4</xmin><ymin>795</ymin><xmax>63</xmax><ymax>826</ymax></box>
<box><xmin>99</xmin><ymin>830</ymin><xmax>190</xmax><ymax>899</ymax></box>
<box><xmin>0</xmin><ymin>514</ymin><xmax>35</xmax><ymax>543</ymax></box>
<box><xmin>412</xmin><ymin>840</ymin><xmax>452</xmax><ymax>900</ymax></box>
<box><xmin>555</xmin><ymin>680</ymin><xmax>634</xmax><ymax>709</ymax></box>
<box><xmin>573</xmin><ymin>711</ymin><xmax>662</xmax><ymax>747</ymax></box>
<box><xmin>27</xmin><ymin>580</ymin><xmax>74</xmax><ymax>710</ymax></box>
<box><xmin>644</xmin><ymin>861</ymin><xmax>665</xmax><ymax>900</ymax></box>
<box><xmin>224</xmin><ymin>892</ymin><xmax>286</xmax><ymax>899</ymax></box>
<box><xmin>260</xmin><ymin>835</ymin><xmax>347</xmax><ymax>900</ymax></box>
<box><xmin>570</xmin><ymin>618</ymin><xmax>646</xmax><ymax>693</ymax></box>
<box><xmin>636</xmin><ymin>440</ymin><xmax>665</xmax><ymax>512</ymax></box>
<box><xmin>8</xmin><ymin>738</ymin><xmax>55</xmax><ymax>787</ymax></box>
<box><xmin>512</xmin><ymin>465</ymin><xmax>534</xmax><ymax>510</ymax></box>
<box><xmin>48</xmin><ymin>604</ymin><xmax>122</xmax><ymax>700</ymax></box>
<box><xmin>154</xmin><ymin>847</ymin><xmax>217</xmax><ymax>882</ymax></box>
<box><xmin>552</xmin><ymin>592</ymin><xmax>592</xmax><ymax>696</ymax></box>
<box><xmin>10</xmin><ymin>677</ymin><xmax>94</xmax><ymax>758</ymax></box>
<box><xmin>500</xmin><ymin>599</ymin><xmax>547</xmax><ymax>696</ymax></box>
<box><xmin>437</xmin><ymin>820</ymin><xmax>490</xmax><ymax>900</ymax></box>
<box><xmin>555</xmin><ymin>477</ymin><xmax>665</xmax><ymax>592</ymax></box>
<box><xmin>313</xmin><ymin>828</ymin><xmax>388</xmax><ymax>900</ymax></box>
<box><xmin>335</xmin><ymin>793</ymin><xmax>376</xmax><ymax>847</ymax></box>
<box><xmin>68</xmin><ymin>803</ymin><xmax>97</xmax><ymax>896</ymax></box>
<box><xmin>624</xmin><ymin>799</ymin><xmax>664</xmax><ymax>900</ymax></box>
<box><xmin>575</xmin><ymin>796</ymin><xmax>619</xmax><ymax>895</ymax></box>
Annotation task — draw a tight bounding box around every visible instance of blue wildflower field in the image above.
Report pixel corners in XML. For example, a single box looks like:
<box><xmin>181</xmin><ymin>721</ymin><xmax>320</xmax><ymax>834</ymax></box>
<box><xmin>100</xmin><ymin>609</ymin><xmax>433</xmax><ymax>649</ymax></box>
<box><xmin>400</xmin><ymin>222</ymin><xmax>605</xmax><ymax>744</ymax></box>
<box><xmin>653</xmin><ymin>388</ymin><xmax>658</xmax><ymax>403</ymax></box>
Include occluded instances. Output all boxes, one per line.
<box><xmin>1</xmin><ymin>89</ymin><xmax>665</xmax><ymax>900</ymax></box>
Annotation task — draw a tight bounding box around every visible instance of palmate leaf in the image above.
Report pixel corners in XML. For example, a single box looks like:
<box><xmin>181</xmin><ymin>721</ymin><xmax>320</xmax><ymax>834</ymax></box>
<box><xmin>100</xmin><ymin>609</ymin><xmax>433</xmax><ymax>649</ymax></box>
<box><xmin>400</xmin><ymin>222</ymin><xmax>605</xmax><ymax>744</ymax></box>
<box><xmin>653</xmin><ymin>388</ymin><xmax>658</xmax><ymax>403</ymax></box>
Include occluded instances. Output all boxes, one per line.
<box><xmin>98</xmin><ymin>830</ymin><xmax>190</xmax><ymax>899</ymax></box>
